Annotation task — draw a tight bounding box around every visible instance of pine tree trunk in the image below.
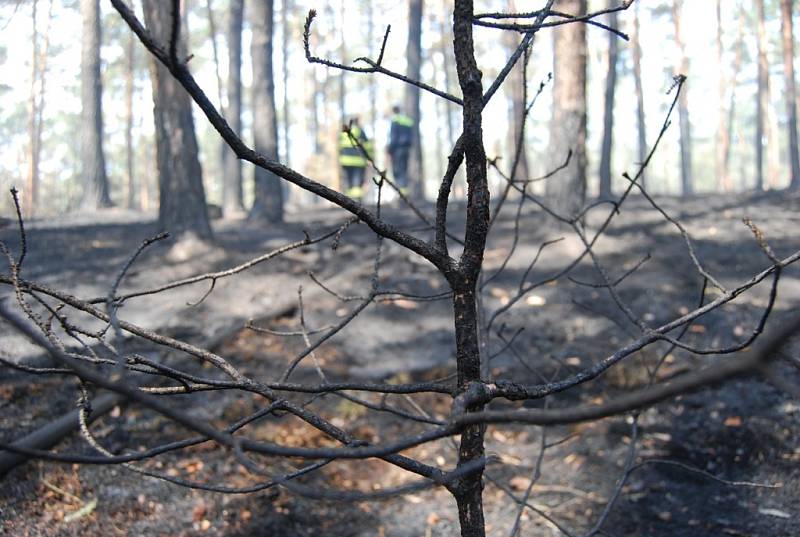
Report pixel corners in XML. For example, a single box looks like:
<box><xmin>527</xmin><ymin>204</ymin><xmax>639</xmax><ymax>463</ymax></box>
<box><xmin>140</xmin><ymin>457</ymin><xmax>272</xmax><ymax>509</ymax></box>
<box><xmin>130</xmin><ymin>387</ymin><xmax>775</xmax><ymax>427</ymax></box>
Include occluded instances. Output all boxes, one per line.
<box><xmin>80</xmin><ymin>0</ymin><xmax>112</xmax><ymax>209</ymax></box>
<box><xmin>125</xmin><ymin>31</ymin><xmax>137</xmax><ymax>209</ymax></box>
<box><xmin>440</xmin><ymin>3</ymin><xmax>457</xmax><ymax>150</ymax></box>
<box><xmin>599</xmin><ymin>1</ymin><xmax>618</xmax><ymax>199</ymax></box>
<box><xmin>723</xmin><ymin>3</ymin><xmax>745</xmax><ymax>190</ymax></box>
<box><xmin>223</xmin><ymin>0</ymin><xmax>244</xmax><ymax>216</ymax></box>
<box><xmin>366</xmin><ymin>0</ymin><xmax>378</xmax><ymax>141</ymax></box>
<box><xmin>780</xmin><ymin>0</ymin><xmax>800</xmax><ymax>190</ymax></box>
<box><xmin>25</xmin><ymin>0</ymin><xmax>40</xmax><ymax>217</ymax></box>
<box><xmin>142</xmin><ymin>0</ymin><xmax>212</xmax><ymax>239</ymax></box>
<box><xmin>504</xmin><ymin>0</ymin><xmax>530</xmax><ymax>184</ymax></box>
<box><xmin>546</xmin><ymin>0</ymin><xmax>587</xmax><ymax>217</ymax></box>
<box><xmin>715</xmin><ymin>0</ymin><xmax>732</xmax><ymax>191</ymax></box>
<box><xmin>406</xmin><ymin>0</ymin><xmax>424</xmax><ymax>196</ymax></box>
<box><xmin>281</xmin><ymin>0</ymin><xmax>292</xmax><ymax>168</ymax></box>
<box><xmin>755</xmin><ymin>0</ymin><xmax>769</xmax><ymax>191</ymax></box>
<box><xmin>631</xmin><ymin>1</ymin><xmax>647</xmax><ymax>189</ymax></box>
<box><xmin>672</xmin><ymin>0</ymin><xmax>693</xmax><ymax>196</ymax></box>
<box><xmin>248</xmin><ymin>0</ymin><xmax>284</xmax><ymax>222</ymax></box>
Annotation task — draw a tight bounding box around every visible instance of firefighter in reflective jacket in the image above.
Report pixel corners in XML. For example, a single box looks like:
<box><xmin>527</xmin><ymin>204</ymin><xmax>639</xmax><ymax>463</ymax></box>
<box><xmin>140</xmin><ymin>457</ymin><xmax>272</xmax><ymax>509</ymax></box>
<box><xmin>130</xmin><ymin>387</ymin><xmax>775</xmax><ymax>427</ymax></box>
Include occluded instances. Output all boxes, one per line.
<box><xmin>387</xmin><ymin>105</ymin><xmax>414</xmax><ymax>194</ymax></box>
<box><xmin>338</xmin><ymin>117</ymin><xmax>373</xmax><ymax>200</ymax></box>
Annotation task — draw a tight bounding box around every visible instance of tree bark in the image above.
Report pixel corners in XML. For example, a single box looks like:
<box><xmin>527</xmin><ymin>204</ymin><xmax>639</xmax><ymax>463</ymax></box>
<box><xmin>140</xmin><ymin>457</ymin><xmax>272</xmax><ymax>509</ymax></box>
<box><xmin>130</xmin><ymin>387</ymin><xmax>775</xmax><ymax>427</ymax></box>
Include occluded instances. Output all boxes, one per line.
<box><xmin>406</xmin><ymin>0</ymin><xmax>424</xmax><ymax>196</ymax></box>
<box><xmin>223</xmin><ymin>0</ymin><xmax>244</xmax><ymax>216</ymax></box>
<box><xmin>598</xmin><ymin>1</ymin><xmax>618</xmax><ymax>199</ymax></box>
<box><xmin>142</xmin><ymin>0</ymin><xmax>212</xmax><ymax>239</ymax></box>
<box><xmin>631</xmin><ymin>1</ymin><xmax>647</xmax><ymax>189</ymax></box>
<box><xmin>451</xmin><ymin>1</ymin><xmax>490</xmax><ymax>534</ymax></box>
<box><xmin>780</xmin><ymin>0</ymin><xmax>800</xmax><ymax>190</ymax></box>
<box><xmin>546</xmin><ymin>0</ymin><xmax>587</xmax><ymax>217</ymax></box>
<box><xmin>248</xmin><ymin>0</ymin><xmax>284</xmax><ymax>222</ymax></box>
<box><xmin>80</xmin><ymin>0</ymin><xmax>113</xmax><ymax>210</ymax></box>
<box><xmin>672</xmin><ymin>0</ymin><xmax>693</xmax><ymax>196</ymax></box>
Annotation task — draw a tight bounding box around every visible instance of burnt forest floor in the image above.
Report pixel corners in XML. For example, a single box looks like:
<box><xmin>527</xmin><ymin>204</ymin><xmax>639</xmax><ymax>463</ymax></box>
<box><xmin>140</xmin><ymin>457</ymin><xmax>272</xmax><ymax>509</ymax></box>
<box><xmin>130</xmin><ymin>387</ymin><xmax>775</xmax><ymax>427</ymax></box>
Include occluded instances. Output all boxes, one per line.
<box><xmin>1</xmin><ymin>191</ymin><xmax>799</xmax><ymax>536</ymax></box>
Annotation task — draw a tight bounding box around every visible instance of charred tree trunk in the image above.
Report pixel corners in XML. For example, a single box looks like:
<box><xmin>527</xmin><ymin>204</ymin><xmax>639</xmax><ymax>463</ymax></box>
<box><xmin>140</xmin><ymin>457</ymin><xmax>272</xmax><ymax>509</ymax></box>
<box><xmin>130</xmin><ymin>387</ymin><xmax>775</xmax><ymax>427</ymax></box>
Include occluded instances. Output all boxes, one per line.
<box><xmin>546</xmin><ymin>0</ymin><xmax>587</xmax><ymax>217</ymax></box>
<box><xmin>599</xmin><ymin>1</ymin><xmax>618</xmax><ymax>199</ymax></box>
<box><xmin>80</xmin><ymin>0</ymin><xmax>112</xmax><ymax>209</ymax></box>
<box><xmin>780</xmin><ymin>0</ymin><xmax>800</xmax><ymax>190</ymax></box>
<box><xmin>406</xmin><ymin>0</ymin><xmax>424</xmax><ymax>196</ymax></box>
<box><xmin>449</xmin><ymin>1</ymin><xmax>490</xmax><ymax>534</ymax></box>
<box><xmin>248</xmin><ymin>0</ymin><xmax>284</xmax><ymax>222</ymax></box>
<box><xmin>672</xmin><ymin>0</ymin><xmax>693</xmax><ymax>196</ymax></box>
<box><xmin>142</xmin><ymin>0</ymin><xmax>212</xmax><ymax>239</ymax></box>
<box><xmin>223</xmin><ymin>0</ymin><xmax>244</xmax><ymax>216</ymax></box>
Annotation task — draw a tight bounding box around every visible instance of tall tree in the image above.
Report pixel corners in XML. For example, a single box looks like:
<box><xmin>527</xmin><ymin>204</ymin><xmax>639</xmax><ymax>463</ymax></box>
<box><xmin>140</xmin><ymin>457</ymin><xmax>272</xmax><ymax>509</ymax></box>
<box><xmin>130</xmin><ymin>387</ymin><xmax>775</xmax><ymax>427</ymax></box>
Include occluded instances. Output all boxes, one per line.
<box><xmin>142</xmin><ymin>0</ymin><xmax>212</xmax><ymax>238</ymax></box>
<box><xmin>546</xmin><ymin>0</ymin><xmax>587</xmax><ymax>217</ymax></box>
<box><xmin>438</xmin><ymin>1</ymin><xmax>457</xmax><ymax>150</ymax></box>
<box><xmin>755</xmin><ymin>0</ymin><xmax>777</xmax><ymax>190</ymax></box>
<box><xmin>124</xmin><ymin>30</ymin><xmax>137</xmax><ymax>209</ymax></box>
<box><xmin>598</xmin><ymin>1</ymin><xmax>618</xmax><ymax>199</ymax></box>
<box><xmin>365</xmin><ymin>0</ymin><xmax>377</xmax><ymax>139</ymax></box>
<box><xmin>223</xmin><ymin>0</ymin><xmax>244</xmax><ymax>215</ymax></box>
<box><xmin>631</xmin><ymin>0</ymin><xmax>647</xmax><ymax>189</ymax></box>
<box><xmin>280</xmin><ymin>0</ymin><xmax>292</xmax><ymax>167</ymax></box>
<box><xmin>248</xmin><ymin>0</ymin><xmax>283</xmax><ymax>222</ymax></box>
<box><xmin>504</xmin><ymin>0</ymin><xmax>530</xmax><ymax>184</ymax></box>
<box><xmin>780</xmin><ymin>0</ymin><xmax>800</xmax><ymax>190</ymax></box>
<box><xmin>337</xmin><ymin>0</ymin><xmax>346</xmax><ymax>126</ymax></box>
<box><xmin>406</xmin><ymin>0</ymin><xmax>423</xmax><ymax>196</ymax></box>
<box><xmin>672</xmin><ymin>0</ymin><xmax>692</xmax><ymax>196</ymax></box>
<box><xmin>25</xmin><ymin>0</ymin><xmax>53</xmax><ymax>216</ymax></box>
<box><xmin>80</xmin><ymin>0</ymin><xmax>112</xmax><ymax>209</ymax></box>
<box><xmin>25</xmin><ymin>0</ymin><xmax>41</xmax><ymax>217</ymax></box>
<box><xmin>715</xmin><ymin>0</ymin><xmax>732</xmax><ymax>191</ymax></box>
<box><xmin>723</xmin><ymin>2</ymin><xmax>746</xmax><ymax>191</ymax></box>
<box><xmin>204</xmin><ymin>0</ymin><xmax>230</xmax><ymax>213</ymax></box>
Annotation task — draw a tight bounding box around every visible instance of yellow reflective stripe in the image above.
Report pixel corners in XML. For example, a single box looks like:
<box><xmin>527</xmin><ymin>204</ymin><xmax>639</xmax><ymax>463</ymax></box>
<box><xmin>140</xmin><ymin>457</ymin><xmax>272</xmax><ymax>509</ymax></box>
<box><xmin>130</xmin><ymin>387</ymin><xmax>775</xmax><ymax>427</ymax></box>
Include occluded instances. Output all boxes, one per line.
<box><xmin>346</xmin><ymin>186</ymin><xmax>364</xmax><ymax>198</ymax></box>
<box><xmin>339</xmin><ymin>155</ymin><xmax>367</xmax><ymax>166</ymax></box>
<box><xmin>339</xmin><ymin>133</ymin><xmax>357</xmax><ymax>148</ymax></box>
<box><xmin>392</xmin><ymin>114</ymin><xmax>414</xmax><ymax>127</ymax></box>
<box><xmin>339</xmin><ymin>127</ymin><xmax>364</xmax><ymax>148</ymax></box>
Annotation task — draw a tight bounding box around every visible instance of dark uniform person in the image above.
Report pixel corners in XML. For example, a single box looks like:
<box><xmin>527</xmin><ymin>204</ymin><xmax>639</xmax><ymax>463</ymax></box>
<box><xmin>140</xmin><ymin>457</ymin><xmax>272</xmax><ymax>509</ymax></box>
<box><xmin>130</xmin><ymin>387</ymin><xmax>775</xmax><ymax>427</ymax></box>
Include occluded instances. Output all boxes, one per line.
<box><xmin>338</xmin><ymin>117</ymin><xmax>373</xmax><ymax>200</ymax></box>
<box><xmin>387</xmin><ymin>106</ymin><xmax>414</xmax><ymax>194</ymax></box>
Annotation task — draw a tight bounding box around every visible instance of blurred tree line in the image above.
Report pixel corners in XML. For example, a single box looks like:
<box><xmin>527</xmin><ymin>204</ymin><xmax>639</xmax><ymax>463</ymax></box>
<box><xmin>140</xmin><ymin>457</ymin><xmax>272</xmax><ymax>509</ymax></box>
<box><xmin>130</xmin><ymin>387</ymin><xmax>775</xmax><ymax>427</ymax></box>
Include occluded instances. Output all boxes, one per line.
<box><xmin>1</xmin><ymin>0</ymin><xmax>799</xmax><ymax>224</ymax></box>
